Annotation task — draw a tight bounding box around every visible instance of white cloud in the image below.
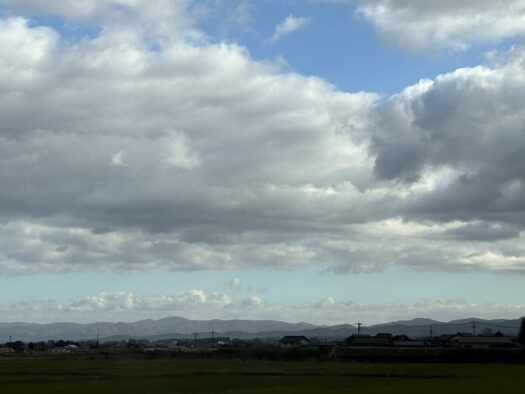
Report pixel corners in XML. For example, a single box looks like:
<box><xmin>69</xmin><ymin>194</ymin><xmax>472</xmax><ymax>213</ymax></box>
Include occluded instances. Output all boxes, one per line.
<box><xmin>67</xmin><ymin>290</ymin><xmax>233</xmax><ymax>312</ymax></box>
<box><xmin>318</xmin><ymin>296</ymin><xmax>337</xmax><ymax>308</ymax></box>
<box><xmin>111</xmin><ymin>150</ymin><xmax>126</xmax><ymax>166</ymax></box>
<box><xmin>0</xmin><ymin>17</ymin><xmax>58</xmax><ymax>81</ymax></box>
<box><xmin>166</xmin><ymin>131</ymin><xmax>200</xmax><ymax>169</ymax></box>
<box><xmin>232</xmin><ymin>1</ymin><xmax>254</xmax><ymax>26</ymax></box>
<box><xmin>269</xmin><ymin>15</ymin><xmax>311</xmax><ymax>44</ymax></box>
<box><xmin>351</xmin><ymin>0</ymin><xmax>525</xmax><ymax>50</ymax></box>
<box><xmin>227</xmin><ymin>277</ymin><xmax>242</xmax><ymax>290</ymax></box>
<box><xmin>0</xmin><ymin>0</ymin><xmax>197</xmax><ymax>40</ymax></box>
<box><xmin>241</xmin><ymin>295</ymin><xmax>263</xmax><ymax>307</ymax></box>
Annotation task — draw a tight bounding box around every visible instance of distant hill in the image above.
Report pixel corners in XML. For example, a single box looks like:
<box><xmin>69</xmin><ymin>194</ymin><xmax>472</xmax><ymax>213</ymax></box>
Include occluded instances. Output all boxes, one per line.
<box><xmin>0</xmin><ymin>316</ymin><xmax>522</xmax><ymax>342</ymax></box>
<box><xmin>0</xmin><ymin>317</ymin><xmax>316</xmax><ymax>342</ymax></box>
<box><xmin>377</xmin><ymin>318</ymin><xmax>441</xmax><ymax>327</ymax></box>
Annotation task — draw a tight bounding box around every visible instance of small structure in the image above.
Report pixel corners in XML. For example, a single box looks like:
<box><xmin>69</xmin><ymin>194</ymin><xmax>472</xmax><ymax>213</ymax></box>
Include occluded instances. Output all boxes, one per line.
<box><xmin>65</xmin><ymin>344</ymin><xmax>80</xmax><ymax>352</ymax></box>
<box><xmin>278</xmin><ymin>336</ymin><xmax>311</xmax><ymax>347</ymax></box>
<box><xmin>0</xmin><ymin>347</ymin><xmax>13</xmax><ymax>354</ymax></box>
<box><xmin>193</xmin><ymin>337</ymin><xmax>231</xmax><ymax>348</ymax></box>
<box><xmin>318</xmin><ymin>343</ymin><xmax>338</xmax><ymax>359</ymax></box>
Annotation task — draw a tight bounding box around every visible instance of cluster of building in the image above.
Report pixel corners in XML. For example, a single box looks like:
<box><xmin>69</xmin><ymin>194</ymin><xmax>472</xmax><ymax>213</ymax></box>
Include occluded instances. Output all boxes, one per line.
<box><xmin>279</xmin><ymin>331</ymin><xmax>520</xmax><ymax>350</ymax></box>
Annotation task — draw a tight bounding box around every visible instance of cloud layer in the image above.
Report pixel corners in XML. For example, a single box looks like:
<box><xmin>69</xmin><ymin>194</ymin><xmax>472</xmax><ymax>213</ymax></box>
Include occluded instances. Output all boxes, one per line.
<box><xmin>0</xmin><ymin>1</ymin><xmax>525</xmax><ymax>276</ymax></box>
<box><xmin>3</xmin><ymin>290</ymin><xmax>524</xmax><ymax>324</ymax></box>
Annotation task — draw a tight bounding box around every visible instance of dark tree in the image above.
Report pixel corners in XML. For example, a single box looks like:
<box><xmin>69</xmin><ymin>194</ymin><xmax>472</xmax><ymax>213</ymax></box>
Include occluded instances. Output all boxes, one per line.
<box><xmin>518</xmin><ymin>318</ymin><xmax>525</xmax><ymax>345</ymax></box>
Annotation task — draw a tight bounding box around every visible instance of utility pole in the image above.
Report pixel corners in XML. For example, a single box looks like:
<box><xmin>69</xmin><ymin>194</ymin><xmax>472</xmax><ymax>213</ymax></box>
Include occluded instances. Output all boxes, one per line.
<box><xmin>194</xmin><ymin>332</ymin><xmax>197</xmax><ymax>342</ymax></box>
<box><xmin>96</xmin><ymin>331</ymin><xmax>100</xmax><ymax>346</ymax></box>
<box><xmin>211</xmin><ymin>331</ymin><xmax>215</xmax><ymax>340</ymax></box>
<box><xmin>357</xmin><ymin>322</ymin><xmax>362</xmax><ymax>335</ymax></box>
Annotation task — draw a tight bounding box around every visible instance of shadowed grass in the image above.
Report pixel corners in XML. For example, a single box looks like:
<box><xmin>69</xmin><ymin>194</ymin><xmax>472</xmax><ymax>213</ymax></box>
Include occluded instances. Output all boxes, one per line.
<box><xmin>1</xmin><ymin>356</ymin><xmax>524</xmax><ymax>393</ymax></box>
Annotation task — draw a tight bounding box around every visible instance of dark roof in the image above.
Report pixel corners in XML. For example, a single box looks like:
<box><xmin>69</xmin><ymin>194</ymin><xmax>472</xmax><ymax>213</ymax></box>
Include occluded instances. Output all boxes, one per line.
<box><xmin>433</xmin><ymin>332</ymin><xmax>472</xmax><ymax>342</ymax></box>
<box><xmin>449</xmin><ymin>336</ymin><xmax>513</xmax><ymax>345</ymax></box>
<box><xmin>394</xmin><ymin>335</ymin><xmax>410</xmax><ymax>341</ymax></box>
<box><xmin>453</xmin><ymin>332</ymin><xmax>473</xmax><ymax>337</ymax></box>
<box><xmin>345</xmin><ymin>335</ymin><xmax>393</xmax><ymax>347</ymax></box>
<box><xmin>434</xmin><ymin>334</ymin><xmax>459</xmax><ymax>342</ymax></box>
<box><xmin>392</xmin><ymin>340</ymin><xmax>427</xmax><ymax>347</ymax></box>
<box><xmin>279</xmin><ymin>336</ymin><xmax>310</xmax><ymax>344</ymax></box>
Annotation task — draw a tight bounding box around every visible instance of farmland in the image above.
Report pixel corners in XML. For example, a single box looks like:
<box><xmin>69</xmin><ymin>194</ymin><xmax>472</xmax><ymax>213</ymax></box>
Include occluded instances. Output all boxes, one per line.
<box><xmin>1</xmin><ymin>356</ymin><xmax>524</xmax><ymax>393</ymax></box>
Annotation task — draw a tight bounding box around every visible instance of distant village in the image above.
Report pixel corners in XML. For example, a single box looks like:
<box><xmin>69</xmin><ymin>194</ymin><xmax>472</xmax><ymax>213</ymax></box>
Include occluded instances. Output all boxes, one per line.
<box><xmin>2</xmin><ymin>319</ymin><xmax>525</xmax><ymax>363</ymax></box>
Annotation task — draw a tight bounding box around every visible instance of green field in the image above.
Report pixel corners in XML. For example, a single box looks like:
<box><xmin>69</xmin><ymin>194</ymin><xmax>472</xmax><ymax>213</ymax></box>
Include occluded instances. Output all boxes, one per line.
<box><xmin>1</xmin><ymin>356</ymin><xmax>524</xmax><ymax>393</ymax></box>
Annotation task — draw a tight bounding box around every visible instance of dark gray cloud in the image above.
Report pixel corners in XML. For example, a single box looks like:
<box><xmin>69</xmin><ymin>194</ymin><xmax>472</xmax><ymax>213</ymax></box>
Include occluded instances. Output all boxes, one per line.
<box><xmin>441</xmin><ymin>222</ymin><xmax>521</xmax><ymax>242</ymax></box>
<box><xmin>370</xmin><ymin>51</ymin><xmax>525</xmax><ymax>229</ymax></box>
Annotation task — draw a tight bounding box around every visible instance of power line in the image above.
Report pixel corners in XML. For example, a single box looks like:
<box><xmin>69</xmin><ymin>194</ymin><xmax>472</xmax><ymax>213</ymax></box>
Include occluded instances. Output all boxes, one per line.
<box><xmin>193</xmin><ymin>331</ymin><xmax>219</xmax><ymax>341</ymax></box>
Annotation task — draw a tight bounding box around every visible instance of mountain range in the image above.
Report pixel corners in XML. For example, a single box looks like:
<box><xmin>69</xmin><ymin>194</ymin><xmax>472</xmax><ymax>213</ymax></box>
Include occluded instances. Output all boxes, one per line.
<box><xmin>0</xmin><ymin>316</ymin><xmax>522</xmax><ymax>342</ymax></box>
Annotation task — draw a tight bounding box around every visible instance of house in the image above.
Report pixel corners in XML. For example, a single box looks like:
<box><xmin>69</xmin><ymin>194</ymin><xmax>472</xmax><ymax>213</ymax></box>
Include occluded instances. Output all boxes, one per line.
<box><xmin>345</xmin><ymin>333</ymin><xmax>394</xmax><ymax>347</ymax></box>
<box><xmin>446</xmin><ymin>333</ymin><xmax>515</xmax><ymax>349</ymax></box>
<box><xmin>432</xmin><ymin>333</ymin><xmax>474</xmax><ymax>346</ymax></box>
<box><xmin>392</xmin><ymin>340</ymin><xmax>427</xmax><ymax>348</ymax></box>
<box><xmin>278</xmin><ymin>336</ymin><xmax>311</xmax><ymax>347</ymax></box>
<box><xmin>434</xmin><ymin>334</ymin><xmax>458</xmax><ymax>344</ymax></box>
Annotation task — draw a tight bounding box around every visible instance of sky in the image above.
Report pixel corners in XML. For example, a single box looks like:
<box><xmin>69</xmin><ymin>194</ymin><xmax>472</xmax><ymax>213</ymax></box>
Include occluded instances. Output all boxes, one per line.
<box><xmin>1</xmin><ymin>0</ymin><xmax>525</xmax><ymax>325</ymax></box>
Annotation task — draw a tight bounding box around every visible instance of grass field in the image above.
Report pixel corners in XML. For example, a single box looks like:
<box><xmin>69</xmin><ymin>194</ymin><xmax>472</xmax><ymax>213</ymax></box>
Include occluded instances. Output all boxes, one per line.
<box><xmin>1</xmin><ymin>356</ymin><xmax>524</xmax><ymax>393</ymax></box>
